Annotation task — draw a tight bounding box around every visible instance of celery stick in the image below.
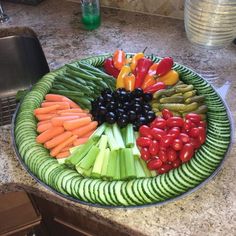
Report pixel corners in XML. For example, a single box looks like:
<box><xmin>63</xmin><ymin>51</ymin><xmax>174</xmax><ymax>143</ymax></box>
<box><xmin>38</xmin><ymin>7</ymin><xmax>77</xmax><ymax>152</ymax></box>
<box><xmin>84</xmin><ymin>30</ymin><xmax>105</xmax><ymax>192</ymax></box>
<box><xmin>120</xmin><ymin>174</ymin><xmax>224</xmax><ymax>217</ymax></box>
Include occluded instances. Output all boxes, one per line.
<box><xmin>69</xmin><ymin>145</ymin><xmax>83</xmax><ymax>154</ymax></box>
<box><xmin>105</xmin><ymin>125</ymin><xmax>120</xmax><ymax>150</ymax></box>
<box><xmin>150</xmin><ymin>170</ymin><xmax>157</xmax><ymax>177</ymax></box>
<box><xmin>114</xmin><ymin>151</ymin><xmax>120</xmax><ymax>180</ymax></box>
<box><xmin>91</xmin><ymin>122</ymin><xmax>107</xmax><ymax>138</ymax></box>
<box><xmin>112</xmin><ymin>123</ymin><xmax>125</xmax><ymax>148</ymax></box>
<box><xmin>140</xmin><ymin>158</ymin><xmax>151</xmax><ymax>177</ymax></box>
<box><xmin>57</xmin><ymin>157</ymin><xmax>67</xmax><ymax>164</ymax></box>
<box><xmin>77</xmin><ymin>146</ymin><xmax>100</xmax><ymax>170</ymax></box>
<box><xmin>83</xmin><ymin>167</ymin><xmax>92</xmax><ymax>177</ymax></box>
<box><xmin>124</xmin><ymin>148</ymin><xmax>136</xmax><ymax>179</ymax></box>
<box><xmin>91</xmin><ymin>135</ymin><xmax>108</xmax><ymax>178</ymax></box>
<box><xmin>125</xmin><ymin>124</ymin><xmax>134</xmax><ymax>148</ymax></box>
<box><xmin>120</xmin><ymin>149</ymin><xmax>127</xmax><ymax>180</ymax></box>
<box><xmin>135</xmin><ymin>158</ymin><xmax>146</xmax><ymax>178</ymax></box>
<box><xmin>106</xmin><ymin>150</ymin><xmax>117</xmax><ymax>180</ymax></box>
<box><xmin>65</xmin><ymin>137</ymin><xmax>99</xmax><ymax>168</ymax></box>
<box><xmin>101</xmin><ymin>148</ymin><xmax>110</xmax><ymax>178</ymax></box>
<box><xmin>132</xmin><ymin>132</ymin><xmax>140</xmax><ymax>159</ymax></box>
<box><xmin>121</xmin><ymin>127</ymin><xmax>126</xmax><ymax>144</ymax></box>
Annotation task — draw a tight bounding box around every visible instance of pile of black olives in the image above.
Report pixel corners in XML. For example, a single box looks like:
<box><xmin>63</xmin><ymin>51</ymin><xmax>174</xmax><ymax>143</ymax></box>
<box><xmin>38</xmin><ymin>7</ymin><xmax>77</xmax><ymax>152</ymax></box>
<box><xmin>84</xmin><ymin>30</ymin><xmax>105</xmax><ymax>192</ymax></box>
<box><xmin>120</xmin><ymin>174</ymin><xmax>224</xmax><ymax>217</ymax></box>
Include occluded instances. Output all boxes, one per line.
<box><xmin>91</xmin><ymin>88</ymin><xmax>155</xmax><ymax>130</ymax></box>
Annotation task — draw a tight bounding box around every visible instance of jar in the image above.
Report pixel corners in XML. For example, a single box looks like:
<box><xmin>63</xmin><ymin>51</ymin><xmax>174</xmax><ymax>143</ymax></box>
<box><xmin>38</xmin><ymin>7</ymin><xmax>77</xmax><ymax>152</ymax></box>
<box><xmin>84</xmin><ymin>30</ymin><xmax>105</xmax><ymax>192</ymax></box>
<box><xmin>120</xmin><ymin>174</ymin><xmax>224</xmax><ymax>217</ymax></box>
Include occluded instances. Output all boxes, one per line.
<box><xmin>184</xmin><ymin>0</ymin><xmax>236</xmax><ymax>48</ymax></box>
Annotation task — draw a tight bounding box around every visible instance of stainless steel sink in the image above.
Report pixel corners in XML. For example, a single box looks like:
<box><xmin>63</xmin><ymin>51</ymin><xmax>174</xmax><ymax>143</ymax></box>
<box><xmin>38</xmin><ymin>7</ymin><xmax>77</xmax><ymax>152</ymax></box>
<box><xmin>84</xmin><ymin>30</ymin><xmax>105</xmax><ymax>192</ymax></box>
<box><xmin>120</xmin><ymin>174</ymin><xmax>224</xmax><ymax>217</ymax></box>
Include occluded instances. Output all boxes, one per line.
<box><xmin>0</xmin><ymin>27</ymin><xmax>49</xmax><ymax>126</ymax></box>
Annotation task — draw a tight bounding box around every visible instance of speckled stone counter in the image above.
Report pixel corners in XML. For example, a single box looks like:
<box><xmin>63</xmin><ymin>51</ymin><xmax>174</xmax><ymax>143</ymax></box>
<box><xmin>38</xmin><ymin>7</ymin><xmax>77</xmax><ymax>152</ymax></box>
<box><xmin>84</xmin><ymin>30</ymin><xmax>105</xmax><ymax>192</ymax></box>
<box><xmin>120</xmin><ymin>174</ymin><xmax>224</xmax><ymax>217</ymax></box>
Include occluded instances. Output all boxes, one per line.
<box><xmin>0</xmin><ymin>0</ymin><xmax>236</xmax><ymax>235</ymax></box>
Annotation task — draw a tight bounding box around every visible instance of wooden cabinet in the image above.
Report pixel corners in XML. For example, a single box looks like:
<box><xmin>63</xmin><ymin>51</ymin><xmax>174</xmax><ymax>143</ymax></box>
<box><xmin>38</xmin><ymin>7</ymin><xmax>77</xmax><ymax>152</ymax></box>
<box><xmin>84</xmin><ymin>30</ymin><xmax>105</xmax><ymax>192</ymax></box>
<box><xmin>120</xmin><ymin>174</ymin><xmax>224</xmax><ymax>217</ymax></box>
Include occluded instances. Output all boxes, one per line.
<box><xmin>0</xmin><ymin>192</ymin><xmax>43</xmax><ymax>236</ymax></box>
<box><xmin>32</xmin><ymin>194</ymin><xmax>129</xmax><ymax>236</ymax></box>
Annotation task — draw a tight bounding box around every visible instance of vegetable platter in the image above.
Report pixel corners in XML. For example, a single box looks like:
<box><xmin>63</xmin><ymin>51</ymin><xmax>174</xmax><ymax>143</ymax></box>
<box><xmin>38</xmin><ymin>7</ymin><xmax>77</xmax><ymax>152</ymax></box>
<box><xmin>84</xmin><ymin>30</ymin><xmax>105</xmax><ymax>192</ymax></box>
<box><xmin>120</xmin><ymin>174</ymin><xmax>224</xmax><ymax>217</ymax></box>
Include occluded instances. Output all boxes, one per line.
<box><xmin>12</xmin><ymin>52</ymin><xmax>232</xmax><ymax>207</ymax></box>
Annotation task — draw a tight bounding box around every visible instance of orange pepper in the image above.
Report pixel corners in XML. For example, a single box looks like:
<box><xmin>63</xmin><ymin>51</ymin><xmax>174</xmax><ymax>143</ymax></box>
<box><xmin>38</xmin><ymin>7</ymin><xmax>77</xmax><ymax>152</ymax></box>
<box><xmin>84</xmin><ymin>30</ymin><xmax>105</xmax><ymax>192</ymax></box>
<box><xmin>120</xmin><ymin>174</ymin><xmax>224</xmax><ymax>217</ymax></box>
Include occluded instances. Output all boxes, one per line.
<box><xmin>124</xmin><ymin>73</ymin><xmax>135</xmax><ymax>91</ymax></box>
<box><xmin>156</xmin><ymin>70</ymin><xmax>179</xmax><ymax>86</ymax></box>
<box><xmin>141</xmin><ymin>63</ymin><xmax>159</xmax><ymax>89</ymax></box>
<box><xmin>116</xmin><ymin>65</ymin><xmax>131</xmax><ymax>89</ymax></box>
<box><xmin>113</xmin><ymin>50</ymin><xmax>126</xmax><ymax>70</ymax></box>
<box><xmin>130</xmin><ymin>52</ymin><xmax>144</xmax><ymax>72</ymax></box>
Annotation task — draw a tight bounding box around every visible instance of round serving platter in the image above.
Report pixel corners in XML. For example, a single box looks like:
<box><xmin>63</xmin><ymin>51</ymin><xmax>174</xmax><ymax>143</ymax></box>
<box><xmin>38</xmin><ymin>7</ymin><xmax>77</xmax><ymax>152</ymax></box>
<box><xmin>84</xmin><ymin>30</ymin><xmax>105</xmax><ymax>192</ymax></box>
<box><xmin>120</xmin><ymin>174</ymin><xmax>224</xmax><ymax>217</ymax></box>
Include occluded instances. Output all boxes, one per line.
<box><xmin>12</xmin><ymin>54</ymin><xmax>233</xmax><ymax>208</ymax></box>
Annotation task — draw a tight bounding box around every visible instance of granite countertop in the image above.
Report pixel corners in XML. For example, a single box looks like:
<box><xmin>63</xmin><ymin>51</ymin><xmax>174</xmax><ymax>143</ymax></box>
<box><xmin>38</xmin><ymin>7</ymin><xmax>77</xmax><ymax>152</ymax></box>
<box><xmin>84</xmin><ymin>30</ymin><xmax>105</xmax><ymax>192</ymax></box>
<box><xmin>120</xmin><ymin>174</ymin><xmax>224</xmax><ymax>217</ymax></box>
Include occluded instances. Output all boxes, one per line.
<box><xmin>1</xmin><ymin>0</ymin><xmax>236</xmax><ymax>235</ymax></box>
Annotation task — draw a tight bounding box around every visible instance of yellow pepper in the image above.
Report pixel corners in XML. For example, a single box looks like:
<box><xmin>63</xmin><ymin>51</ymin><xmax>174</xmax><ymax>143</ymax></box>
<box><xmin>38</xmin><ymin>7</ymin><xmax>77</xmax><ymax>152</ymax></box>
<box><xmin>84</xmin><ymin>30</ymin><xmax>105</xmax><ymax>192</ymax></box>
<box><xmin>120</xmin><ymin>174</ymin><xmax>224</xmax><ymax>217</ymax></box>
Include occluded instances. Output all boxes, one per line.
<box><xmin>130</xmin><ymin>52</ymin><xmax>144</xmax><ymax>72</ymax></box>
<box><xmin>124</xmin><ymin>73</ymin><xmax>135</xmax><ymax>91</ymax></box>
<box><xmin>116</xmin><ymin>65</ymin><xmax>131</xmax><ymax>89</ymax></box>
<box><xmin>156</xmin><ymin>70</ymin><xmax>179</xmax><ymax>86</ymax></box>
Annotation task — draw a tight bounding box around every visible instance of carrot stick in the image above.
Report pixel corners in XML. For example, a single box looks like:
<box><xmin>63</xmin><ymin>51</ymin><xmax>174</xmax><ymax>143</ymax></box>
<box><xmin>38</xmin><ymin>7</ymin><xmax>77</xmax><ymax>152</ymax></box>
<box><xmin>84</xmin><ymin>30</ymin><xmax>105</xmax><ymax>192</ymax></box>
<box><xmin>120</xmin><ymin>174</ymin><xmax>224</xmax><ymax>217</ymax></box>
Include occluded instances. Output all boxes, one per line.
<box><xmin>34</xmin><ymin>105</ymin><xmax>60</xmax><ymax>115</ymax></box>
<box><xmin>41</xmin><ymin>102</ymin><xmax>70</xmax><ymax>110</ymax></box>
<box><xmin>72</xmin><ymin>121</ymin><xmax>98</xmax><ymax>137</ymax></box>
<box><xmin>57</xmin><ymin>108</ymin><xmax>84</xmax><ymax>114</ymax></box>
<box><xmin>55</xmin><ymin>151</ymin><xmax>70</xmax><ymax>159</ymax></box>
<box><xmin>50</xmin><ymin>135</ymin><xmax>78</xmax><ymax>157</ymax></box>
<box><xmin>37</xmin><ymin>122</ymin><xmax>53</xmax><ymax>133</ymax></box>
<box><xmin>61</xmin><ymin>146</ymin><xmax>73</xmax><ymax>152</ymax></box>
<box><xmin>80</xmin><ymin>130</ymin><xmax>94</xmax><ymax>138</ymax></box>
<box><xmin>63</xmin><ymin>117</ymin><xmax>92</xmax><ymax>131</ymax></box>
<box><xmin>73</xmin><ymin>137</ymin><xmax>89</xmax><ymax>146</ymax></box>
<box><xmin>45</xmin><ymin>94</ymin><xmax>80</xmax><ymax>109</ymax></box>
<box><xmin>51</xmin><ymin>116</ymin><xmax>80</xmax><ymax>127</ymax></box>
<box><xmin>59</xmin><ymin>112</ymin><xmax>91</xmax><ymax>117</ymax></box>
<box><xmin>62</xmin><ymin>97</ymin><xmax>80</xmax><ymax>109</ymax></box>
<box><xmin>36</xmin><ymin>127</ymin><xmax>64</xmax><ymax>144</ymax></box>
<box><xmin>36</xmin><ymin>114</ymin><xmax>57</xmax><ymax>121</ymax></box>
<box><xmin>44</xmin><ymin>131</ymin><xmax>72</xmax><ymax>149</ymax></box>
<box><xmin>37</xmin><ymin>120</ymin><xmax>51</xmax><ymax>126</ymax></box>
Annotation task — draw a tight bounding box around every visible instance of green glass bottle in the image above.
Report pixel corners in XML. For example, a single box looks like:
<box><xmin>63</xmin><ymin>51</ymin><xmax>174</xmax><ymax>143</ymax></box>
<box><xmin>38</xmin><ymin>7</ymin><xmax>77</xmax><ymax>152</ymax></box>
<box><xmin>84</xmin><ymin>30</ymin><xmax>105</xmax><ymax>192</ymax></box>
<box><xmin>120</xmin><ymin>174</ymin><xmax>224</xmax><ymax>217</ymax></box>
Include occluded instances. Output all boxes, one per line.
<box><xmin>81</xmin><ymin>0</ymin><xmax>101</xmax><ymax>30</ymax></box>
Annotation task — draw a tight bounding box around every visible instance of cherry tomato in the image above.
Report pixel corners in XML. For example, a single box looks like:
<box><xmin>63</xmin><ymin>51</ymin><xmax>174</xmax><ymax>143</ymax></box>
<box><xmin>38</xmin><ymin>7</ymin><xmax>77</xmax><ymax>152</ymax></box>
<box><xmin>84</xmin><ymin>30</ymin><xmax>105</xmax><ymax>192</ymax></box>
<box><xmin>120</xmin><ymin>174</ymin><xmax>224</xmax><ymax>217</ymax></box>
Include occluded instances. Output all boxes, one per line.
<box><xmin>189</xmin><ymin>127</ymin><xmax>200</xmax><ymax>138</ymax></box>
<box><xmin>168</xmin><ymin>127</ymin><xmax>181</xmax><ymax>138</ymax></box>
<box><xmin>189</xmin><ymin>138</ymin><xmax>201</xmax><ymax>149</ymax></box>
<box><xmin>185</xmin><ymin>113</ymin><xmax>201</xmax><ymax>124</ymax></box>
<box><xmin>171</xmin><ymin>138</ymin><xmax>183</xmax><ymax>151</ymax></box>
<box><xmin>136</xmin><ymin>137</ymin><xmax>152</xmax><ymax>147</ymax></box>
<box><xmin>167</xmin><ymin>148</ymin><xmax>177</xmax><ymax>162</ymax></box>
<box><xmin>199</xmin><ymin>121</ymin><xmax>207</xmax><ymax>129</ymax></box>
<box><xmin>147</xmin><ymin>158</ymin><xmax>163</xmax><ymax>170</ymax></box>
<box><xmin>166</xmin><ymin>117</ymin><xmax>184</xmax><ymax>128</ymax></box>
<box><xmin>157</xmin><ymin>164</ymin><xmax>172</xmax><ymax>174</ymax></box>
<box><xmin>160</xmin><ymin>134</ymin><xmax>173</xmax><ymax>148</ymax></box>
<box><xmin>158</xmin><ymin>149</ymin><xmax>168</xmax><ymax>162</ymax></box>
<box><xmin>151</xmin><ymin>128</ymin><xmax>166</xmax><ymax>140</ymax></box>
<box><xmin>198</xmin><ymin>126</ymin><xmax>206</xmax><ymax>144</ymax></box>
<box><xmin>139</xmin><ymin>125</ymin><xmax>153</xmax><ymax>139</ymax></box>
<box><xmin>149</xmin><ymin>140</ymin><xmax>159</xmax><ymax>156</ymax></box>
<box><xmin>172</xmin><ymin>158</ymin><xmax>181</xmax><ymax>168</ymax></box>
<box><xmin>162</xmin><ymin>109</ymin><xmax>173</xmax><ymax>120</ymax></box>
<box><xmin>180</xmin><ymin>143</ymin><xmax>194</xmax><ymax>162</ymax></box>
<box><xmin>150</xmin><ymin>117</ymin><xmax>167</xmax><ymax>129</ymax></box>
<box><xmin>140</xmin><ymin>147</ymin><xmax>151</xmax><ymax>161</ymax></box>
<box><xmin>183</xmin><ymin>119</ymin><xmax>195</xmax><ymax>132</ymax></box>
<box><xmin>178</xmin><ymin>133</ymin><xmax>190</xmax><ymax>143</ymax></box>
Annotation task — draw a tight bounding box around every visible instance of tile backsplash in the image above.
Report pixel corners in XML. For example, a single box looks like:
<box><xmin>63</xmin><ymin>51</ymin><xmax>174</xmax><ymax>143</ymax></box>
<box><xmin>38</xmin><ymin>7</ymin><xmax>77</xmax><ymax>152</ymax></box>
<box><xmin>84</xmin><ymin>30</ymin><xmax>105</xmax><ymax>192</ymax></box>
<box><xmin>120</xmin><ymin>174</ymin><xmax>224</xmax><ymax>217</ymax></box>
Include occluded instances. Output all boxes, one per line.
<box><xmin>69</xmin><ymin>0</ymin><xmax>185</xmax><ymax>19</ymax></box>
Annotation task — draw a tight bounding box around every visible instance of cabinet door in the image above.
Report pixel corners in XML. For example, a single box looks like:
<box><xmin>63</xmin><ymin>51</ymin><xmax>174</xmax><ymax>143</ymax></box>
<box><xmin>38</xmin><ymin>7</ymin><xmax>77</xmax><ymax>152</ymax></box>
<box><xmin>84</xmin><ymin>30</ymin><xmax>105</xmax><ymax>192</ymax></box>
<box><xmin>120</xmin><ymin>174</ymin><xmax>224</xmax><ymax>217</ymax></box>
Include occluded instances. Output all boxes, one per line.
<box><xmin>32</xmin><ymin>194</ymin><xmax>130</xmax><ymax>236</ymax></box>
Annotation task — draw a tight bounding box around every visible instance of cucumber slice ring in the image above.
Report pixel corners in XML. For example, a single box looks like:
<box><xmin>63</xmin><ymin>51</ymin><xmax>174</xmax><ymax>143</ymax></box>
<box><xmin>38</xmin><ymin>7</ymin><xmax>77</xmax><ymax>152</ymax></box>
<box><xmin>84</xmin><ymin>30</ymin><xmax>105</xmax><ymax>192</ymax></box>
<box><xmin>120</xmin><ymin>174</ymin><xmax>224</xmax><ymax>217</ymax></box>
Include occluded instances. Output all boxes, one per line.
<box><xmin>12</xmin><ymin>54</ymin><xmax>233</xmax><ymax>208</ymax></box>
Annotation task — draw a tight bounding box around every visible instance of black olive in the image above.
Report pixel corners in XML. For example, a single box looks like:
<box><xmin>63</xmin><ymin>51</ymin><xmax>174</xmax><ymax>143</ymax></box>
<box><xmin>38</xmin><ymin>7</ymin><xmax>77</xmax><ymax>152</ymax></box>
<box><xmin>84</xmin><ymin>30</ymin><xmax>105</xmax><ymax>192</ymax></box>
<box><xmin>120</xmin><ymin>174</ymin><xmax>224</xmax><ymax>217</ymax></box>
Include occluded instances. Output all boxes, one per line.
<box><xmin>117</xmin><ymin>116</ymin><xmax>128</xmax><ymax>127</ymax></box>
<box><xmin>142</xmin><ymin>92</ymin><xmax>153</xmax><ymax>102</ymax></box>
<box><xmin>143</xmin><ymin>103</ymin><xmax>152</xmax><ymax>111</ymax></box>
<box><xmin>105</xmin><ymin>112</ymin><xmax>116</xmax><ymax>124</ymax></box>
<box><xmin>97</xmin><ymin>96</ymin><xmax>105</xmax><ymax>104</ymax></box>
<box><xmin>99</xmin><ymin>106</ymin><xmax>107</xmax><ymax>115</ymax></box>
<box><xmin>101</xmin><ymin>89</ymin><xmax>112</xmax><ymax>97</ymax></box>
<box><xmin>133</xmin><ymin>88</ymin><xmax>143</xmax><ymax>98</ymax></box>
<box><xmin>146</xmin><ymin>111</ymin><xmax>156</xmax><ymax>122</ymax></box>
<box><xmin>103</xmin><ymin>93</ymin><xmax>113</xmax><ymax>102</ymax></box>
<box><xmin>134</xmin><ymin>103</ymin><xmax>142</xmax><ymax>113</ymax></box>
<box><xmin>128</xmin><ymin>110</ymin><xmax>136</xmax><ymax>122</ymax></box>
<box><xmin>138</xmin><ymin>116</ymin><xmax>147</xmax><ymax>125</ymax></box>
<box><xmin>106</xmin><ymin>101</ymin><xmax>116</xmax><ymax>111</ymax></box>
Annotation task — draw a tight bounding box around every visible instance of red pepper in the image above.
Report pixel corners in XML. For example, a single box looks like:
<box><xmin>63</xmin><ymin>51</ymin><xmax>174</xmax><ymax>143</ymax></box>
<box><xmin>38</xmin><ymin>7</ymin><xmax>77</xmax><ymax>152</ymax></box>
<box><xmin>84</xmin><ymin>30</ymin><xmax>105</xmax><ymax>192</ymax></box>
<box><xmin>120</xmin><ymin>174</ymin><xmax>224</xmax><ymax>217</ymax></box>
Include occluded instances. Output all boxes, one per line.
<box><xmin>103</xmin><ymin>58</ymin><xmax>120</xmax><ymax>78</ymax></box>
<box><xmin>134</xmin><ymin>58</ymin><xmax>153</xmax><ymax>88</ymax></box>
<box><xmin>143</xmin><ymin>82</ymin><xmax>166</xmax><ymax>94</ymax></box>
<box><xmin>156</xmin><ymin>57</ymin><xmax>174</xmax><ymax>77</ymax></box>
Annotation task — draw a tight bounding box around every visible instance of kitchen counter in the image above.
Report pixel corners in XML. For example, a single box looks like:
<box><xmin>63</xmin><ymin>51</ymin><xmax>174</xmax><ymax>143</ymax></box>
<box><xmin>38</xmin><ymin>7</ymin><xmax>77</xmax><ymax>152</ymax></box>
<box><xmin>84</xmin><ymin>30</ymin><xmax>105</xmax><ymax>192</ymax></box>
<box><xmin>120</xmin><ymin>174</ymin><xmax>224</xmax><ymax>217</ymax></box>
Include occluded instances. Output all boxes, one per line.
<box><xmin>1</xmin><ymin>0</ymin><xmax>236</xmax><ymax>235</ymax></box>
